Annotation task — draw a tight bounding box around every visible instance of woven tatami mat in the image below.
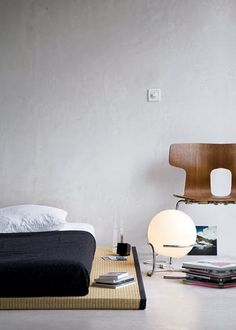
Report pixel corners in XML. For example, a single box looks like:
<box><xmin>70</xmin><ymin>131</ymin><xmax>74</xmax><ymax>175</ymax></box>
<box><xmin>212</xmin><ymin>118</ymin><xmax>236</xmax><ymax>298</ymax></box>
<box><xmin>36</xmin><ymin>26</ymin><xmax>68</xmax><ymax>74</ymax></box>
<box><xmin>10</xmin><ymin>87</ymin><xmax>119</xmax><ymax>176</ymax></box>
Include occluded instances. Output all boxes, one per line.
<box><xmin>0</xmin><ymin>247</ymin><xmax>146</xmax><ymax>310</ymax></box>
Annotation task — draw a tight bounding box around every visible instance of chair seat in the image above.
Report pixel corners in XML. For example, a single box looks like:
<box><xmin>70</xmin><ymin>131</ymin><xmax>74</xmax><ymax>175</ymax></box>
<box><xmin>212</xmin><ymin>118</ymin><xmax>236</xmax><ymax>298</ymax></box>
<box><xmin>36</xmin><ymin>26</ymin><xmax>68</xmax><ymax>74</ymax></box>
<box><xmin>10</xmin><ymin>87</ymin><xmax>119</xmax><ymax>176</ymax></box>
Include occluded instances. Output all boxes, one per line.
<box><xmin>170</xmin><ymin>144</ymin><xmax>236</xmax><ymax>207</ymax></box>
<box><xmin>173</xmin><ymin>193</ymin><xmax>236</xmax><ymax>203</ymax></box>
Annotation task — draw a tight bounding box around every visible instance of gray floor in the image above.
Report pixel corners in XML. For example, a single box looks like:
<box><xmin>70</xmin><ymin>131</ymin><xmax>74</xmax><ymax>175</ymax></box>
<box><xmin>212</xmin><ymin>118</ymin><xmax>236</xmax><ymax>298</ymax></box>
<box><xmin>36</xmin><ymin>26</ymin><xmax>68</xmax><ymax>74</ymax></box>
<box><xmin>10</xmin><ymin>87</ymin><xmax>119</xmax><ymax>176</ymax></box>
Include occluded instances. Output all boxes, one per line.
<box><xmin>0</xmin><ymin>259</ymin><xmax>236</xmax><ymax>330</ymax></box>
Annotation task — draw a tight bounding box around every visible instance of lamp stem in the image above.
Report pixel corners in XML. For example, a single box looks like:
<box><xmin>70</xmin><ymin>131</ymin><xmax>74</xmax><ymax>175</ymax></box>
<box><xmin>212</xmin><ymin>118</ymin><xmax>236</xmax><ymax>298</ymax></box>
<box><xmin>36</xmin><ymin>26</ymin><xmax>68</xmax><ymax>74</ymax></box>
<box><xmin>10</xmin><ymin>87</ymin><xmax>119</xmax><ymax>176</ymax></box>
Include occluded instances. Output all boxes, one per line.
<box><xmin>147</xmin><ymin>243</ymin><xmax>156</xmax><ymax>277</ymax></box>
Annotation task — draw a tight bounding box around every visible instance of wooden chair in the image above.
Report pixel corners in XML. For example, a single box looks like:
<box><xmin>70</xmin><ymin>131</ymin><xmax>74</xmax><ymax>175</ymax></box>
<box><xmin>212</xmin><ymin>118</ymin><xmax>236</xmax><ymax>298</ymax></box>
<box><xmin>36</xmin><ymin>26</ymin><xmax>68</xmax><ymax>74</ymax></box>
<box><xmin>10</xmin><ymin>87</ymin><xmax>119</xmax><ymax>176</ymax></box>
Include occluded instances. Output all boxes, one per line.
<box><xmin>169</xmin><ymin>143</ymin><xmax>236</xmax><ymax>209</ymax></box>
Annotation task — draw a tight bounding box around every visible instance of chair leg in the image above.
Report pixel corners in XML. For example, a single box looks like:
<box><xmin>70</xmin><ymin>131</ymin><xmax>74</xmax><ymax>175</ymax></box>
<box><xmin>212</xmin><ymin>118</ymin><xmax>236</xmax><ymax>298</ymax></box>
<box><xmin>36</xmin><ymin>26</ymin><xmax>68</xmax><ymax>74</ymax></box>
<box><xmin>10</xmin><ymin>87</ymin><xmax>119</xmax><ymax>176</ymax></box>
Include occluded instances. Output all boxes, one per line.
<box><xmin>175</xmin><ymin>199</ymin><xmax>187</xmax><ymax>210</ymax></box>
<box><xmin>147</xmin><ymin>243</ymin><xmax>156</xmax><ymax>277</ymax></box>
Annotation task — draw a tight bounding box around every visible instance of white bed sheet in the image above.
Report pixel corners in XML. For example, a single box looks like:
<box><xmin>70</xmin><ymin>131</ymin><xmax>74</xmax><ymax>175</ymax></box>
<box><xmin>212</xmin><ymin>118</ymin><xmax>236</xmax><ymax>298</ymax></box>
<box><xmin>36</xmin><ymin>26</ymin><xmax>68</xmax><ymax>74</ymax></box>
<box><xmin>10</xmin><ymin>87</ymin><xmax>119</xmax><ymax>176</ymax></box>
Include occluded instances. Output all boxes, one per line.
<box><xmin>59</xmin><ymin>222</ymin><xmax>95</xmax><ymax>238</ymax></box>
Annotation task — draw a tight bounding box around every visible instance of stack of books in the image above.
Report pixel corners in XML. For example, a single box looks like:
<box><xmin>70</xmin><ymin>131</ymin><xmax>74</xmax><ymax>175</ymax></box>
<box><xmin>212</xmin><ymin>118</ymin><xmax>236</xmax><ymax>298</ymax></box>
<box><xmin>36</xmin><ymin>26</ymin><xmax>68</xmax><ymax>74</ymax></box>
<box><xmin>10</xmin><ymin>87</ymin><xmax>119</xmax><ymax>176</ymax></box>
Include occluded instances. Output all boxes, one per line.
<box><xmin>93</xmin><ymin>271</ymin><xmax>135</xmax><ymax>289</ymax></box>
<box><xmin>182</xmin><ymin>260</ymin><xmax>236</xmax><ymax>288</ymax></box>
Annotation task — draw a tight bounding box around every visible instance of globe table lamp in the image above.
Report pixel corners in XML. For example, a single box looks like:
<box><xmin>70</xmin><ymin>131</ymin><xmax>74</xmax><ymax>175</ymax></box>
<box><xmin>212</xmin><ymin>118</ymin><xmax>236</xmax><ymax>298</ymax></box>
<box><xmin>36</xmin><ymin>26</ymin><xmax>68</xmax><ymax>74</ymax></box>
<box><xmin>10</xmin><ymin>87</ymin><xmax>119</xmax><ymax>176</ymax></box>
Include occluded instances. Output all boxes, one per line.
<box><xmin>147</xmin><ymin>209</ymin><xmax>197</xmax><ymax>276</ymax></box>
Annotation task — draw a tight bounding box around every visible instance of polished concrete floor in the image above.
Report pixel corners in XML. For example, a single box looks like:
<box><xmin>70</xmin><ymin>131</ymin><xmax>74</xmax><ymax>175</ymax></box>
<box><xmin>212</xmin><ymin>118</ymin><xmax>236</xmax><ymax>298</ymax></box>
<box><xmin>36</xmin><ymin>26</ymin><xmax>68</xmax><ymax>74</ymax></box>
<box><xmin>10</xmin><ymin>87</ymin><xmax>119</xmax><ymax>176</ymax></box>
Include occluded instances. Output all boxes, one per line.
<box><xmin>1</xmin><ymin>258</ymin><xmax>236</xmax><ymax>330</ymax></box>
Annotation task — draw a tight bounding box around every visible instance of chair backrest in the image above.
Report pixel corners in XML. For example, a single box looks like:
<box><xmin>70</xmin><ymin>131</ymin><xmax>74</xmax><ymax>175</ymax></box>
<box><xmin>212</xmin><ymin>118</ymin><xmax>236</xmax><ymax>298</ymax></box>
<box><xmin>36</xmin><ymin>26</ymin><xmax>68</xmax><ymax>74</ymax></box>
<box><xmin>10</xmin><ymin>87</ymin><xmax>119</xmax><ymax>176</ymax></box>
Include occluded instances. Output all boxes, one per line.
<box><xmin>169</xmin><ymin>143</ymin><xmax>236</xmax><ymax>198</ymax></box>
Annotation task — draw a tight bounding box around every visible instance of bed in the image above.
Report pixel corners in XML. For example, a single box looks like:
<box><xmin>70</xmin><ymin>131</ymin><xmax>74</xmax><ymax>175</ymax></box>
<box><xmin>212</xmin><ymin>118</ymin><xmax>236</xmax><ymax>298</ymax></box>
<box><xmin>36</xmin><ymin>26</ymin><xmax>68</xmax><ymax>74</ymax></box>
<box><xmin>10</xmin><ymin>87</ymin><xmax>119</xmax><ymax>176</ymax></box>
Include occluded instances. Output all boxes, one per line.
<box><xmin>0</xmin><ymin>205</ymin><xmax>96</xmax><ymax>298</ymax></box>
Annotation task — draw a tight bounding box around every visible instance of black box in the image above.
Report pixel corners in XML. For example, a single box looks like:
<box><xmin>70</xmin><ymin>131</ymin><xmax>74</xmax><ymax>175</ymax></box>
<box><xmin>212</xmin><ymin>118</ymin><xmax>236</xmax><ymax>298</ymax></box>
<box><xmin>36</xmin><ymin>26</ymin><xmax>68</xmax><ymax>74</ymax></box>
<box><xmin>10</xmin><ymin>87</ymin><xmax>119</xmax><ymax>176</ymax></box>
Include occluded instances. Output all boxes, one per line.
<box><xmin>117</xmin><ymin>243</ymin><xmax>131</xmax><ymax>256</ymax></box>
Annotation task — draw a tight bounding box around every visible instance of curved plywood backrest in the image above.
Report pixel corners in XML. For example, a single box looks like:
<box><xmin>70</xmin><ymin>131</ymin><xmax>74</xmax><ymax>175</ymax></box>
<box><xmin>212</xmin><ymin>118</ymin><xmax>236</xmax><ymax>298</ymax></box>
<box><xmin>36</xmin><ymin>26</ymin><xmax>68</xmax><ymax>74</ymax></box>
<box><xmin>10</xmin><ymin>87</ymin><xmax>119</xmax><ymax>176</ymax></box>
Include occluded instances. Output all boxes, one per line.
<box><xmin>169</xmin><ymin>143</ymin><xmax>236</xmax><ymax>198</ymax></box>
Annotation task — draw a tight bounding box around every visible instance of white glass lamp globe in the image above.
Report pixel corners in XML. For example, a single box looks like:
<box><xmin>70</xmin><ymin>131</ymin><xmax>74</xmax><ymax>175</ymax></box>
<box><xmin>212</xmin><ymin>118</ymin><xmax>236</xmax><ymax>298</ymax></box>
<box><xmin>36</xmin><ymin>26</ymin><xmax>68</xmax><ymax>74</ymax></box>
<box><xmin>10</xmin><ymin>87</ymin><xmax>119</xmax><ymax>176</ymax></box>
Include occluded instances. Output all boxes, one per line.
<box><xmin>148</xmin><ymin>209</ymin><xmax>197</xmax><ymax>258</ymax></box>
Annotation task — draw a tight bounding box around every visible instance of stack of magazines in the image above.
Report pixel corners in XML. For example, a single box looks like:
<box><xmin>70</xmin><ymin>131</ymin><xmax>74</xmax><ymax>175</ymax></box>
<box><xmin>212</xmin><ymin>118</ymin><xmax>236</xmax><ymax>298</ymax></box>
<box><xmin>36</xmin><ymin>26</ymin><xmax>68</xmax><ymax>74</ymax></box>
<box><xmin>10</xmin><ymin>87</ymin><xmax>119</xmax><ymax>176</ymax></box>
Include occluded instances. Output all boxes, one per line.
<box><xmin>93</xmin><ymin>271</ymin><xmax>135</xmax><ymax>289</ymax></box>
<box><xmin>182</xmin><ymin>260</ymin><xmax>236</xmax><ymax>288</ymax></box>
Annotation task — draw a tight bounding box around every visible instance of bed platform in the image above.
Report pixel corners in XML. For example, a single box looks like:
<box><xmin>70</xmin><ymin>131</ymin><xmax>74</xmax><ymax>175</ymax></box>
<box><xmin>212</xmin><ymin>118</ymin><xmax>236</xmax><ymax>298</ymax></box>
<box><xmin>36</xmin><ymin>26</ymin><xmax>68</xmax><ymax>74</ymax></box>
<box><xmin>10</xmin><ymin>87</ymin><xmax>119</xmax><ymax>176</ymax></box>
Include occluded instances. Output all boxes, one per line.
<box><xmin>0</xmin><ymin>246</ymin><xmax>146</xmax><ymax>310</ymax></box>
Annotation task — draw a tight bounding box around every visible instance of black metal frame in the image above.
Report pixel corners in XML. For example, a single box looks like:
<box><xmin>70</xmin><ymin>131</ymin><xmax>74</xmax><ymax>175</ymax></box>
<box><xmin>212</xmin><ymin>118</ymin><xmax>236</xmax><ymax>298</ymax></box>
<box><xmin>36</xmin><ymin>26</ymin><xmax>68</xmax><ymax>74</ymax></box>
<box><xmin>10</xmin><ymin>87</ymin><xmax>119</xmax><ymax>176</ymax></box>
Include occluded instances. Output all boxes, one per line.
<box><xmin>147</xmin><ymin>242</ymin><xmax>194</xmax><ymax>276</ymax></box>
<box><xmin>176</xmin><ymin>199</ymin><xmax>236</xmax><ymax>210</ymax></box>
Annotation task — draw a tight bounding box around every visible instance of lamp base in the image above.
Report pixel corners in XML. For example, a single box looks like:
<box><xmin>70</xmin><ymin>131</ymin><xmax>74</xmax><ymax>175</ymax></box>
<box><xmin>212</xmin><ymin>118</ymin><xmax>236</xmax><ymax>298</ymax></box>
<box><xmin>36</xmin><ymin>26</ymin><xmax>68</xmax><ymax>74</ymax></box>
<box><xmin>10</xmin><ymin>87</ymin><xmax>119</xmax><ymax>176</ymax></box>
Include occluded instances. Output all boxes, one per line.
<box><xmin>146</xmin><ymin>244</ymin><xmax>182</xmax><ymax>276</ymax></box>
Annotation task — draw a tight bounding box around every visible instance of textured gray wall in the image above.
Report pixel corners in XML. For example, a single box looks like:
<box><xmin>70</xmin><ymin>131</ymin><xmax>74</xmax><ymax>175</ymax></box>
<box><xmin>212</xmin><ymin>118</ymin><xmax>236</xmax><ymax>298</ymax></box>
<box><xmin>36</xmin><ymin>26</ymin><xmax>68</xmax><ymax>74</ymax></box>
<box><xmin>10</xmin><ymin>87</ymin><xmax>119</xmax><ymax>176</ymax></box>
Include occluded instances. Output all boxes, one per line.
<box><xmin>0</xmin><ymin>0</ymin><xmax>236</xmax><ymax>254</ymax></box>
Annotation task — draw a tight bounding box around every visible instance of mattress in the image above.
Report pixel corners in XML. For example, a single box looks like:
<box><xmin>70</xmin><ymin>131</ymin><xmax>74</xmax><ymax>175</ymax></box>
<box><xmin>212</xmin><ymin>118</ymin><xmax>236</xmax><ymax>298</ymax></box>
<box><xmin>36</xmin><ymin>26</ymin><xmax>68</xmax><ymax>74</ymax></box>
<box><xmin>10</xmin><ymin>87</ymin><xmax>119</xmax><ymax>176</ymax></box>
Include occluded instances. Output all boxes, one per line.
<box><xmin>59</xmin><ymin>222</ymin><xmax>95</xmax><ymax>238</ymax></box>
<box><xmin>0</xmin><ymin>230</ymin><xmax>96</xmax><ymax>297</ymax></box>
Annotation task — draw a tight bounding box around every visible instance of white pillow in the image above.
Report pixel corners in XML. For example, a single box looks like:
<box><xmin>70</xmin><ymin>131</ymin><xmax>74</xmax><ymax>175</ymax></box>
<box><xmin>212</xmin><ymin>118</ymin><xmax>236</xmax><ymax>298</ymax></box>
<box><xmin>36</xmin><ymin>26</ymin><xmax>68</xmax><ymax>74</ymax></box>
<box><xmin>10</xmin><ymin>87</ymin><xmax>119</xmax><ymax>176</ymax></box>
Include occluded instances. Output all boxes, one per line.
<box><xmin>0</xmin><ymin>205</ymin><xmax>68</xmax><ymax>233</ymax></box>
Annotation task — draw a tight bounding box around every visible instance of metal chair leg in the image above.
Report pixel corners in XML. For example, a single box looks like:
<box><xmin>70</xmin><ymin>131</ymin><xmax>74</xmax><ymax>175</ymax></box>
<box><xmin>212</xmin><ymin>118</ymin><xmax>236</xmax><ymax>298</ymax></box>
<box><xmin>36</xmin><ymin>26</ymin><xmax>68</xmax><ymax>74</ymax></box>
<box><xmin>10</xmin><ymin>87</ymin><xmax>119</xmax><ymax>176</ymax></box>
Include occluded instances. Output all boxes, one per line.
<box><xmin>176</xmin><ymin>199</ymin><xmax>188</xmax><ymax>210</ymax></box>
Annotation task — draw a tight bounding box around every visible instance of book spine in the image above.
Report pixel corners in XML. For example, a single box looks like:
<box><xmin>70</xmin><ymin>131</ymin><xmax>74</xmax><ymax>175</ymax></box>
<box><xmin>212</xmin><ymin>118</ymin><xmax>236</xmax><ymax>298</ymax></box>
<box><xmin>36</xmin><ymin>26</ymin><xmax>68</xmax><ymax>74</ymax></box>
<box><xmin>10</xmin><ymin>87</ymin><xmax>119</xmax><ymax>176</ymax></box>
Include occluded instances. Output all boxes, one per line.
<box><xmin>183</xmin><ymin>279</ymin><xmax>221</xmax><ymax>288</ymax></box>
<box><xmin>93</xmin><ymin>280</ymin><xmax>135</xmax><ymax>289</ymax></box>
<box><xmin>186</xmin><ymin>274</ymin><xmax>236</xmax><ymax>283</ymax></box>
<box><xmin>98</xmin><ymin>274</ymin><xmax>128</xmax><ymax>281</ymax></box>
<box><xmin>95</xmin><ymin>277</ymin><xmax>134</xmax><ymax>285</ymax></box>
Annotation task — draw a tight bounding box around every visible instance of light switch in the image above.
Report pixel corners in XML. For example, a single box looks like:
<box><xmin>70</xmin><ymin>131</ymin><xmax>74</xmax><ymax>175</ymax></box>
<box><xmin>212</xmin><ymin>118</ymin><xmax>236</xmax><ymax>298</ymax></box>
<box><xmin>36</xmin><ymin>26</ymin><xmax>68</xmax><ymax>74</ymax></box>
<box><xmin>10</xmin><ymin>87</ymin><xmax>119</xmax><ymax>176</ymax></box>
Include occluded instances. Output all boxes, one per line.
<box><xmin>147</xmin><ymin>88</ymin><xmax>161</xmax><ymax>102</ymax></box>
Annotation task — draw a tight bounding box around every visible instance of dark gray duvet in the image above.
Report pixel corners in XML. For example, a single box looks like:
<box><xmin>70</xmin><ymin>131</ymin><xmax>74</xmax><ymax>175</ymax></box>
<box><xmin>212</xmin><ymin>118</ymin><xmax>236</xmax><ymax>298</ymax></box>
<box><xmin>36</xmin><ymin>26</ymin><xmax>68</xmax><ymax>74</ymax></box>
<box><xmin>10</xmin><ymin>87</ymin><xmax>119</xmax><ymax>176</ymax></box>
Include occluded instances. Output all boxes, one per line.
<box><xmin>0</xmin><ymin>230</ymin><xmax>96</xmax><ymax>297</ymax></box>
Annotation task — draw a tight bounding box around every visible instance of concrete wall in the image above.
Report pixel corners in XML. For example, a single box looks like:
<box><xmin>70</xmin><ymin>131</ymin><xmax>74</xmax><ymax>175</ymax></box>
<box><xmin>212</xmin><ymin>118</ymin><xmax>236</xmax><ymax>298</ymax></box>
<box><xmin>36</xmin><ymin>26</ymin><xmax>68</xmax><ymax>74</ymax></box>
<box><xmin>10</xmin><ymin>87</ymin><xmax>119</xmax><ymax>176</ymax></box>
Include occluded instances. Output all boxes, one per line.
<box><xmin>1</xmin><ymin>0</ymin><xmax>236</xmax><ymax>255</ymax></box>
